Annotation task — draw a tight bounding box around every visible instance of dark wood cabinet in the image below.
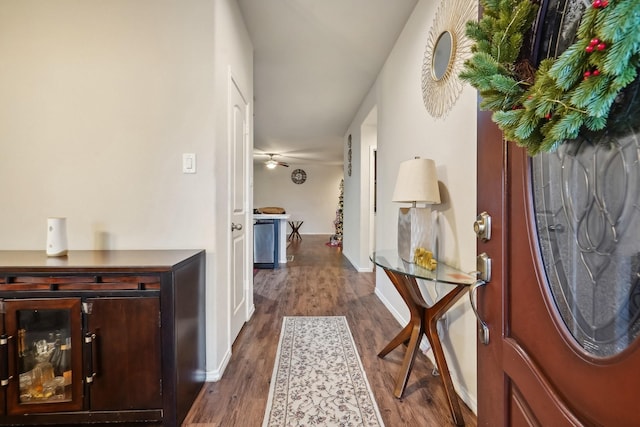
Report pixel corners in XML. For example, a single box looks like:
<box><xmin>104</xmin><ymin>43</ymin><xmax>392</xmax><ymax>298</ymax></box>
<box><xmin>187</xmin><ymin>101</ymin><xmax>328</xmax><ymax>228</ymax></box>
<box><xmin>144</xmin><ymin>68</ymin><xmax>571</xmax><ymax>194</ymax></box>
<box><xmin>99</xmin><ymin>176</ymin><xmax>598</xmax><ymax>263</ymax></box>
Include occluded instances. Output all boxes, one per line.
<box><xmin>85</xmin><ymin>296</ymin><xmax>162</xmax><ymax>412</ymax></box>
<box><xmin>0</xmin><ymin>250</ymin><xmax>205</xmax><ymax>426</ymax></box>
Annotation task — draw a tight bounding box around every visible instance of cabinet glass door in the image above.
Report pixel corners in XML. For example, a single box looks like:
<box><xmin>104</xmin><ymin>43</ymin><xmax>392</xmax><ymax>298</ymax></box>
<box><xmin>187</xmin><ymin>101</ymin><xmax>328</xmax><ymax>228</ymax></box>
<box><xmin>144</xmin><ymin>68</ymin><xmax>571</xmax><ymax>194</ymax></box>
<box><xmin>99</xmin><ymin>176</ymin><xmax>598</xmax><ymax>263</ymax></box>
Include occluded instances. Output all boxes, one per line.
<box><xmin>4</xmin><ymin>298</ymin><xmax>83</xmax><ymax>414</ymax></box>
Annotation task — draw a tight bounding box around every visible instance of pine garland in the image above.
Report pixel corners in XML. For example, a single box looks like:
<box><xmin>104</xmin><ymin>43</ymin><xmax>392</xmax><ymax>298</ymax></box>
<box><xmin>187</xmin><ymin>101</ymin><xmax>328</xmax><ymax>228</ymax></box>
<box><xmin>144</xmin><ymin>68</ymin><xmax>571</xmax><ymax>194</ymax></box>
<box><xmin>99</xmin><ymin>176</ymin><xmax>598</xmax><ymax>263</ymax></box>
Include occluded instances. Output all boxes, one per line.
<box><xmin>460</xmin><ymin>0</ymin><xmax>640</xmax><ymax>154</ymax></box>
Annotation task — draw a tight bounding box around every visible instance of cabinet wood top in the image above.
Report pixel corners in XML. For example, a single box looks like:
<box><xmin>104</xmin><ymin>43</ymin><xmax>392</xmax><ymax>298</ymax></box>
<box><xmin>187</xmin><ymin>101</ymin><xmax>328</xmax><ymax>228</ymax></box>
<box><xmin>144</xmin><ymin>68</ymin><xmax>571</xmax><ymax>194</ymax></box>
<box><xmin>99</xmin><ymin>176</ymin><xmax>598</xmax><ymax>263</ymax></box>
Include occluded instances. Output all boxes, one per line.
<box><xmin>0</xmin><ymin>250</ymin><xmax>204</xmax><ymax>273</ymax></box>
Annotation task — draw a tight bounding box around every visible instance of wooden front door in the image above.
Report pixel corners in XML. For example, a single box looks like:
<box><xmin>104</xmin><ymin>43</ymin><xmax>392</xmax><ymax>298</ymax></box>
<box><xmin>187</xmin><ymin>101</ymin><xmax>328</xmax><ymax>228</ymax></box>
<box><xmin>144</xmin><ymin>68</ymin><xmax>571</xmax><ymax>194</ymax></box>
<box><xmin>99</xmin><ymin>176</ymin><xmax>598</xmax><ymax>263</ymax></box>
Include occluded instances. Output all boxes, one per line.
<box><xmin>476</xmin><ymin>2</ymin><xmax>640</xmax><ymax>425</ymax></box>
<box><xmin>477</xmin><ymin>113</ymin><xmax>640</xmax><ymax>427</ymax></box>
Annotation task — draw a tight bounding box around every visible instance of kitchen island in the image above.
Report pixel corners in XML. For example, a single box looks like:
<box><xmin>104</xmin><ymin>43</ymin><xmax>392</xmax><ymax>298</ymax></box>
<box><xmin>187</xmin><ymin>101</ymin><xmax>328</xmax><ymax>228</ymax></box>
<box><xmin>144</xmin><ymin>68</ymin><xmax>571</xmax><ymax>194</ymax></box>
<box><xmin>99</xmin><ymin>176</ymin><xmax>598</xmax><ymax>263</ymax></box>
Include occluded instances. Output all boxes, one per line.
<box><xmin>254</xmin><ymin>214</ymin><xmax>290</xmax><ymax>265</ymax></box>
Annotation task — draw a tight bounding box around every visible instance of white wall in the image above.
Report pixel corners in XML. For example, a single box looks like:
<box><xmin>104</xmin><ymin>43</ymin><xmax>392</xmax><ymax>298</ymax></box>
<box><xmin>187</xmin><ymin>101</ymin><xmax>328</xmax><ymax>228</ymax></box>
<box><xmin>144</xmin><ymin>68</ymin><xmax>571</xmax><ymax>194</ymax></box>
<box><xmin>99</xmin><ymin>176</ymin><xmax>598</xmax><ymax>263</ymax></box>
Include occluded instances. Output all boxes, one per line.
<box><xmin>0</xmin><ymin>0</ymin><xmax>253</xmax><ymax>382</ymax></box>
<box><xmin>254</xmin><ymin>164</ymin><xmax>343</xmax><ymax>235</ymax></box>
<box><xmin>0</xmin><ymin>0</ymin><xmax>216</xmax><ymax>250</ymax></box>
<box><xmin>346</xmin><ymin>0</ymin><xmax>478</xmax><ymax>412</ymax></box>
<box><xmin>343</xmin><ymin>90</ymin><xmax>378</xmax><ymax>271</ymax></box>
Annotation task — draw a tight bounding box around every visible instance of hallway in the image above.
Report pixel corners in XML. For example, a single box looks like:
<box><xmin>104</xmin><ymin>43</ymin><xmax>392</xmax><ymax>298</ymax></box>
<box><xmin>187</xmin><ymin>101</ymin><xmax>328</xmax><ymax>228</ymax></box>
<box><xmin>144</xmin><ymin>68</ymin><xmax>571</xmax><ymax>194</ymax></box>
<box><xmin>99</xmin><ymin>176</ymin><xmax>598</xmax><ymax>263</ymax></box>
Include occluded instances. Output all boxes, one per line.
<box><xmin>183</xmin><ymin>235</ymin><xmax>477</xmax><ymax>426</ymax></box>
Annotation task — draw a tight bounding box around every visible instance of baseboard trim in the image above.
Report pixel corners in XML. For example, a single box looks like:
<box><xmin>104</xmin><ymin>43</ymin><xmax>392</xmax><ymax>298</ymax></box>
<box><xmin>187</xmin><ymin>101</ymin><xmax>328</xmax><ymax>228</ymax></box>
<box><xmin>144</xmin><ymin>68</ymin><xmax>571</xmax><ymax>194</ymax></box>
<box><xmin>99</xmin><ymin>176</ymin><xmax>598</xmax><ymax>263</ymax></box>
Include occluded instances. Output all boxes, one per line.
<box><xmin>205</xmin><ymin>347</ymin><xmax>232</xmax><ymax>382</ymax></box>
<box><xmin>343</xmin><ymin>251</ymin><xmax>374</xmax><ymax>273</ymax></box>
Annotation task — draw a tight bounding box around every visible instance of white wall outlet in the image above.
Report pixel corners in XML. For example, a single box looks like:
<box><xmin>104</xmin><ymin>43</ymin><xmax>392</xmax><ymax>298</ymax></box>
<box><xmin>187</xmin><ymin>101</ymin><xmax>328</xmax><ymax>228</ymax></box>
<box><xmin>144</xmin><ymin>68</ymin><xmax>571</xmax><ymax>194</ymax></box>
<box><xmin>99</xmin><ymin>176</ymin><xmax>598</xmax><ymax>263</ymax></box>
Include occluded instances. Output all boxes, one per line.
<box><xmin>182</xmin><ymin>153</ymin><xmax>196</xmax><ymax>174</ymax></box>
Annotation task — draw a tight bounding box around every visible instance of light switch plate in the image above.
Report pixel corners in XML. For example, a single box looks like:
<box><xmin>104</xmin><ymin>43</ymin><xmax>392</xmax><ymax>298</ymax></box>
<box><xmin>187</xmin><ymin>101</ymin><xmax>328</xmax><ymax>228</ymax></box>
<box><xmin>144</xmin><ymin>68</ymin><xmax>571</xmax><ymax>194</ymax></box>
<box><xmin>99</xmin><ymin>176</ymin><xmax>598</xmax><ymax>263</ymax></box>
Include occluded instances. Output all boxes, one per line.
<box><xmin>182</xmin><ymin>153</ymin><xmax>196</xmax><ymax>174</ymax></box>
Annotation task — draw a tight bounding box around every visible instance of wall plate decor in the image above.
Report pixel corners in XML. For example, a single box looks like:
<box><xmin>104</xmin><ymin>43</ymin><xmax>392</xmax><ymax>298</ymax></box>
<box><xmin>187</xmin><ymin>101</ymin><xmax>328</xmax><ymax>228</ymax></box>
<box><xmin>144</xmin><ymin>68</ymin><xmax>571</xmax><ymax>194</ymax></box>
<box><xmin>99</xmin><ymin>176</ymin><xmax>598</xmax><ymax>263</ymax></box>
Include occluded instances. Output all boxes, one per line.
<box><xmin>291</xmin><ymin>168</ymin><xmax>307</xmax><ymax>184</ymax></box>
<box><xmin>421</xmin><ymin>0</ymin><xmax>477</xmax><ymax>118</ymax></box>
<box><xmin>347</xmin><ymin>135</ymin><xmax>352</xmax><ymax>177</ymax></box>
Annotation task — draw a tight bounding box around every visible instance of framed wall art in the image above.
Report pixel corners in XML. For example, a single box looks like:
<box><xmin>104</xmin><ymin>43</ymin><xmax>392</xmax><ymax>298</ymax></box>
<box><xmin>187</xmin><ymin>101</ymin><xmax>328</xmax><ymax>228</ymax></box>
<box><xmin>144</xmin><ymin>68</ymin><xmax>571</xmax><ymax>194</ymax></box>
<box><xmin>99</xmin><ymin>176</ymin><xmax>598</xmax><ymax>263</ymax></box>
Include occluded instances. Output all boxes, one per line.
<box><xmin>347</xmin><ymin>135</ymin><xmax>352</xmax><ymax>177</ymax></box>
<box><xmin>291</xmin><ymin>169</ymin><xmax>307</xmax><ymax>184</ymax></box>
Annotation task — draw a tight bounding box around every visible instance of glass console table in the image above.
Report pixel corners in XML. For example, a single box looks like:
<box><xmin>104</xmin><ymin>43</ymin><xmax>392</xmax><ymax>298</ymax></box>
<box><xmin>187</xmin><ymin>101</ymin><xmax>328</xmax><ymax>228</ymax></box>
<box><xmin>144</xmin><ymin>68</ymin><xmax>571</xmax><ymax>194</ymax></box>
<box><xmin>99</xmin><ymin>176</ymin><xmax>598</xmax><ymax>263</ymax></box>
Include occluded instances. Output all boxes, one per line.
<box><xmin>371</xmin><ymin>250</ymin><xmax>475</xmax><ymax>426</ymax></box>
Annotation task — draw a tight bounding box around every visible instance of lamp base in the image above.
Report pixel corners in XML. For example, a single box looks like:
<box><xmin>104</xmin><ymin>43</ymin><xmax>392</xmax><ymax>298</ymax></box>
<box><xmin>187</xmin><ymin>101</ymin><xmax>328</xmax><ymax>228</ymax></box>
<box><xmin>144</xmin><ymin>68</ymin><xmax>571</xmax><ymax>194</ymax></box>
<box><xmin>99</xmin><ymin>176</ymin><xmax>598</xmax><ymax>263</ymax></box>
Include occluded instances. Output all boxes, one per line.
<box><xmin>397</xmin><ymin>207</ymin><xmax>432</xmax><ymax>263</ymax></box>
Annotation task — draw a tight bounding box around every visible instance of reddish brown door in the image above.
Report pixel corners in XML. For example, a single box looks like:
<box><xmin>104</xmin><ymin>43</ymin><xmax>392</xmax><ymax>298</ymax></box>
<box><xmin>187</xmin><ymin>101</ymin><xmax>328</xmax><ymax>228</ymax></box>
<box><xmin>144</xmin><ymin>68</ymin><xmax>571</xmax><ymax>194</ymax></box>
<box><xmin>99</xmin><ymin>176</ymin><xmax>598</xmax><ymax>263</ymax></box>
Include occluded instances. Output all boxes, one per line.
<box><xmin>476</xmin><ymin>86</ymin><xmax>640</xmax><ymax>426</ymax></box>
<box><xmin>476</xmin><ymin>1</ymin><xmax>640</xmax><ymax>424</ymax></box>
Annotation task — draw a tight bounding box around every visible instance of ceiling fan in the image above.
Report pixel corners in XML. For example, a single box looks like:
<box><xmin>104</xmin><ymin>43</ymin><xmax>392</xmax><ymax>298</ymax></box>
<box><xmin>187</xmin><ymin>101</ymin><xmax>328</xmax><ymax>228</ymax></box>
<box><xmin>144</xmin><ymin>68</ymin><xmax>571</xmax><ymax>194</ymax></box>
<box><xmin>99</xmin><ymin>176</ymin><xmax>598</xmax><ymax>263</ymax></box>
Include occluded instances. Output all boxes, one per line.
<box><xmin>264</xmin><ymin>153</ymin><xmax>289</xmax><ymax>169</ymax></box>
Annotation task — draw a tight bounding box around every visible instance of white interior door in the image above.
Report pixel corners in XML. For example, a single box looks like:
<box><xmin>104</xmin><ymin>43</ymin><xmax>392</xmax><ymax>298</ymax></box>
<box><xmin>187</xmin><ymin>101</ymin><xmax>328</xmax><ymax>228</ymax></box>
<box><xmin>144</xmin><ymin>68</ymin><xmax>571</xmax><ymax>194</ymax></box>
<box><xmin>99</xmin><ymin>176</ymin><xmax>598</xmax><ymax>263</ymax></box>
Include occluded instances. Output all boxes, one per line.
<box><xmin>229</xmin><ymin>77</ymin><xmax>249</xmax><ymax>343</ymax></box>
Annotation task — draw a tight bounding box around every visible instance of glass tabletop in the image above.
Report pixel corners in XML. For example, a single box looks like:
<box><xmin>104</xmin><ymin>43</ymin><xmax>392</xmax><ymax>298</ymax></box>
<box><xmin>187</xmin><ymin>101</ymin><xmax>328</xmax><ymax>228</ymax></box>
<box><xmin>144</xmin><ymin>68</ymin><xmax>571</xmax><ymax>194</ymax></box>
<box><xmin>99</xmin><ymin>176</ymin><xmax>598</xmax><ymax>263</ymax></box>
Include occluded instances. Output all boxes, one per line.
<box><xmin>371</xmin><ymin>250</ymin><xmax>476</xmax><ymax>286</ymax></box>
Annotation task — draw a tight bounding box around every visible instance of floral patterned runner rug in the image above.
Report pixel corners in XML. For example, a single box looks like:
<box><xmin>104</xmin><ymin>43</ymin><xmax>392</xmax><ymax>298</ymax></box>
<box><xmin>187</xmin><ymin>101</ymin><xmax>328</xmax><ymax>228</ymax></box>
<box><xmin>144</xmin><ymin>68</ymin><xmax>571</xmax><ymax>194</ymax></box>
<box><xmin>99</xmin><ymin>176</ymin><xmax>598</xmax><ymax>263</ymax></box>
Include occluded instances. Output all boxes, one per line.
<box><xmin>262</xmin><ymin>316</ymin><xmax>385</xmax><ymax>427</ymax></box>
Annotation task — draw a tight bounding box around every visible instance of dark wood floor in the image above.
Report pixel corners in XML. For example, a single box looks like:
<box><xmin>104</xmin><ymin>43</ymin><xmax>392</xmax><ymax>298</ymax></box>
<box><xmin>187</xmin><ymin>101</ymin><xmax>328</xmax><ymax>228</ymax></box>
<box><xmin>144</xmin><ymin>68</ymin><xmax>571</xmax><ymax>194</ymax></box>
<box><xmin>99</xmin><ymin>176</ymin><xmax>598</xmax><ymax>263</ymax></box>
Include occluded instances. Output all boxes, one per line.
<box><xmin>183</xmin><ymin>235</ymin><xmax>477</xmax><ymax>426</ymax></box>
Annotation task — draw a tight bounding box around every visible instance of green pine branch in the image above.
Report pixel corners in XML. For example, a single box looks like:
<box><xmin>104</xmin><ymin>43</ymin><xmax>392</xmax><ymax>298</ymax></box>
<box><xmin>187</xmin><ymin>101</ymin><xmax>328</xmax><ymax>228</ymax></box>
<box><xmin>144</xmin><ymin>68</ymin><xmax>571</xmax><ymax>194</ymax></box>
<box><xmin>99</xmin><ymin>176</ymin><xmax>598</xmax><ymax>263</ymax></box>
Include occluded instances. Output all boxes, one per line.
<box><xmin>459</xmin><ymin>0</ymin><xmax>640</xmax><ymax>154</ymax></box>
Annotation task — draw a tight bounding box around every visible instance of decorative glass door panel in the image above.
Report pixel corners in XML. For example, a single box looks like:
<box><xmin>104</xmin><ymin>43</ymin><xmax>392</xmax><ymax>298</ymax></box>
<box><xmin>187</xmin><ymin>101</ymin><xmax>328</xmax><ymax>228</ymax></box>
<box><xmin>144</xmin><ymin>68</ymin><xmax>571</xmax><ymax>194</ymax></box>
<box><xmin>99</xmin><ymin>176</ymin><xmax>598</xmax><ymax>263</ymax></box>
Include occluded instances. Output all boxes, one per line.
<box><xmin>532</xmin><ymin>90</ymin><xmax>640</xmax><ymax>357</ymax></box>
<box><xmin>530</xmin><ymin>0</ymin><xmax>640</xmax><ymax>358</ymax></box>
<box><xmin>4</xmin><ymin>298</ymin><xmax>83</xmax><ymax>414</ymax></box>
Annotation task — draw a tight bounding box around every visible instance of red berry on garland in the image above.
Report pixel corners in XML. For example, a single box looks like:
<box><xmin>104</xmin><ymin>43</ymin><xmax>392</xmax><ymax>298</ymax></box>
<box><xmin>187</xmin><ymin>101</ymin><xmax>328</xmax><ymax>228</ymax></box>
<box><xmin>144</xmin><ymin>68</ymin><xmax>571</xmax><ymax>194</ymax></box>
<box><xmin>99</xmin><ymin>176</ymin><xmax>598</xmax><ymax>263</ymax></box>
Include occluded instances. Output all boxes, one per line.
<box><xmin>584</xmin><ymin>71</ymin><xmax>592</xmax><ymax>79</ymax></box>
<box><xmin>597</xmin><ymin>43</ymin><xmax>606</xmax><ymax>51</ymax></box>
<box><xmin>586</xmin><ymin>45</ymin><xmax>594</xmax><ymax>53</ymax></box>
<box><xmin>590</xmin><ymin>38</ymin><xmax>599</xmax><ymax>46</ymax></box>
<box><xmin>593</xmin><ymin>0</ymin><xmax>601</xmax><ymax>7</ymax></box>
<box><xmin>602</xmin><ymin>0</ymin><xmax>608</xmax><ymax>6</ymax></box>
<box><xmin>593</xmin><ymin>69</ymin><xmax>600</xmax><ymax>76</ymax></box>
<box><xmin>545</xmin><ymin>113</ymin><xmax>552</xmax><ymax>120</ymax></box>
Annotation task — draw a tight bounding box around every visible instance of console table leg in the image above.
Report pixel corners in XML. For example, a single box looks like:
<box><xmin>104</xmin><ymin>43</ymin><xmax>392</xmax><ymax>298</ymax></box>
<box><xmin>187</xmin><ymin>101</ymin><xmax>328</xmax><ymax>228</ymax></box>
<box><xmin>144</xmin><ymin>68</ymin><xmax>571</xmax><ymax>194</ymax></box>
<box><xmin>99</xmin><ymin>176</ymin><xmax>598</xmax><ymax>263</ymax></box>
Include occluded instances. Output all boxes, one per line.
<box><xmin>393</xmin><ymin>319</ymin><xmax>424</xmax><ymax>399</ymax></box>
<box><xmin>425</xmin><ymin>315</ymin><xmax>464</xmax><ymax>426</ymax></box>
<box><xmin>378</xmin><ymin>322</ymin><xmax>412</xmax><ymax>358</ymax></box>
<box><xmin>378</xmin><ymin>269</ymin><xmax>421</xmax><ymax>361</ymax></box>
<box><xmin>423</xmin><ymin>285</ymin><xmax>468</xmax><ymax>426</ymax></box>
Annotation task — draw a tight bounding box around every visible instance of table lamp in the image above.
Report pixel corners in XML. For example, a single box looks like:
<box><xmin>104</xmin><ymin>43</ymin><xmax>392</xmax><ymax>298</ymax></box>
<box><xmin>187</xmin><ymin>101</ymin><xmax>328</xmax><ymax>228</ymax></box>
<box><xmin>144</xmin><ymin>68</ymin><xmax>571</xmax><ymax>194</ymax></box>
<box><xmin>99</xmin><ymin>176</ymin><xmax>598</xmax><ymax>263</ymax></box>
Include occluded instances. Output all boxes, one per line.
<box><xmin>392</xmin><ymin>157</ymin><xmax>441</xmax><ymax>263</ymax></box>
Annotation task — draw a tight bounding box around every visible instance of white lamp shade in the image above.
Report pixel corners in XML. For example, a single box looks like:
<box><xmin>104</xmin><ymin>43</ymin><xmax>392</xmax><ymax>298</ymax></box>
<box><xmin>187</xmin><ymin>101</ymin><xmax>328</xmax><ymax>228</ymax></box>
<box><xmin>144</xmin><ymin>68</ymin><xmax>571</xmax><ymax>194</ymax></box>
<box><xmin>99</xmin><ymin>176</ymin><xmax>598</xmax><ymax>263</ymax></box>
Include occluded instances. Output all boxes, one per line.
<box><xmin>392</xmin><ymin>158</ymin><xmax>441</xmax><ymax>204</ymax></box>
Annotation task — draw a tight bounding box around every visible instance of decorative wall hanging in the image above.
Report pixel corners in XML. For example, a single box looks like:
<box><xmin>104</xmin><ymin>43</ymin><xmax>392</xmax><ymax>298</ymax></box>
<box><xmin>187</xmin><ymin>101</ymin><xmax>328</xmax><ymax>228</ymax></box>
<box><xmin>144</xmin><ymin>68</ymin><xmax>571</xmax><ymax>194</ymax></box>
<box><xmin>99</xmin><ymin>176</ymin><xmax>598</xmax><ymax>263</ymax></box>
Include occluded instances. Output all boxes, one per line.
<box><xmin>459</xmin><ymin>0</ymin><xmax>640</xmax><ymax>154</ymax></box>
<box><xmin>347</xmin><ymin>135</ymin><xmax>352</xmax><ymax>177</ymax></box>
<box><xmin>291</xmin><ymin>169</ymin><xmax>307</xmax><ymax>184</ymax></box>
<box><xmin>421</xmin><ymin>0</ymin><xmax>477</xmax><ymax>118</ymax></box>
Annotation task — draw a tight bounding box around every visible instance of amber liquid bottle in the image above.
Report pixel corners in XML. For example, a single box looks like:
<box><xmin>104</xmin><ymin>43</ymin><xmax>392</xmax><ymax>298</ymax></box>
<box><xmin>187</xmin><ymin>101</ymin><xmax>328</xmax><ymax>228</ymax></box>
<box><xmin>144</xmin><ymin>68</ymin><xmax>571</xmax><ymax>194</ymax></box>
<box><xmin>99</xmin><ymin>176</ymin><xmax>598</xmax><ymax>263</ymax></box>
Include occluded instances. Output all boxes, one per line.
<box><xmin>60</xmin><ymin>337</ymin><xmax>72</xmax><ymax>386</ymax></box>
<box><xmin>49</xmin><ymin>332</ymin><xmax>64</xmax><ymax>377</ymax></box>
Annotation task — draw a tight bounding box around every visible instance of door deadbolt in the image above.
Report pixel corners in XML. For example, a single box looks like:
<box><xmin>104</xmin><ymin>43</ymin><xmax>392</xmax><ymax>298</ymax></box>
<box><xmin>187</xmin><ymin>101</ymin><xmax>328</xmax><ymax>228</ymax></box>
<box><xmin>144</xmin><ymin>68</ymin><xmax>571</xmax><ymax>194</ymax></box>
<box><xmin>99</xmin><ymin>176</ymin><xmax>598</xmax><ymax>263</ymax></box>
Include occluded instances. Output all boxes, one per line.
<box><xmin>474</xmin><ymin>211</ymin><xmax>491</xmax><ymax>242</ymax></box>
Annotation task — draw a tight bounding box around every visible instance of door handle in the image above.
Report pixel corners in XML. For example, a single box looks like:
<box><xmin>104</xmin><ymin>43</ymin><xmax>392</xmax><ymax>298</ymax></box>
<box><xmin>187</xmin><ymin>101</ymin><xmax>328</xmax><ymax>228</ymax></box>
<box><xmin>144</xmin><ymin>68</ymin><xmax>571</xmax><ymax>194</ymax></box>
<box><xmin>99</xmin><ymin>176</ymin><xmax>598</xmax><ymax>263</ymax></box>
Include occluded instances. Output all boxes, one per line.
<box><xmin>0</xmin><ymin>334</ymin><xmax>9</xmax><ymax>386</ymax></box>
<box><xmin>470</xmin><ymin>280</ymin><xmax>490</xmax><ymax>345</ymax></box>
<box><xmin>231</xmin><ymin>223</ymin><xmax>243</xmax><ymax>231</ymax></box>
<box><xmin>84</xmin><ymin>333</ymin><xmax>98</xmax><ymax>383</ymax></box>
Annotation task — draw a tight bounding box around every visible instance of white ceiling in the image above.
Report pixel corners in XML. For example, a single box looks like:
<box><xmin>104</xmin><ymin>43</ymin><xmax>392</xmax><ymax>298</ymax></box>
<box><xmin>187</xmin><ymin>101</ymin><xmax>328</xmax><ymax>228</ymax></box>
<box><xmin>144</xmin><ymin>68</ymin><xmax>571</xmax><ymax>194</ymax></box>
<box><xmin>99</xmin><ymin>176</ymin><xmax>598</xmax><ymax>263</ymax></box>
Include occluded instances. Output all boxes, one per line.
<box><xmin>237</xmin><ymin>0</ymin><xmax>418</xmax><ymax>166</ymax></box>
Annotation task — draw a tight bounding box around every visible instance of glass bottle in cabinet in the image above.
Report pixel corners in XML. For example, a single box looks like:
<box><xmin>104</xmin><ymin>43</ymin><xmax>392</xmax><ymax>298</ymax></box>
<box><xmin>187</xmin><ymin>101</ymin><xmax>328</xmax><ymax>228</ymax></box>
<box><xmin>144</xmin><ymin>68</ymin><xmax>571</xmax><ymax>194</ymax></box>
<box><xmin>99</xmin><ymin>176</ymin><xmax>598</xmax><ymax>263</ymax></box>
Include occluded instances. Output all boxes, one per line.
<box><xmin>4</xmin><ymin>298</ymin><xmax>83</xmax><ymax>414</ymax></box>
<box><xmin>18</xmin><ymin>314</ymin><xmax>69</xmax><ymax>402</ymax></box>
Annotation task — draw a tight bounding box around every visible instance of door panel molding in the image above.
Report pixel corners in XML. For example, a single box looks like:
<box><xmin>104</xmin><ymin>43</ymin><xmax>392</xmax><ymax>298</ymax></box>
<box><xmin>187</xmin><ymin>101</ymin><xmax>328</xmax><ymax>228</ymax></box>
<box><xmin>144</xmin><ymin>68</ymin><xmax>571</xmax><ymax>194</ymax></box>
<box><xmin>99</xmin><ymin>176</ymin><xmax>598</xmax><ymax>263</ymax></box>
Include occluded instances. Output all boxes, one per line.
<box><xmin>503</xmin><ymin>339</ymin><xmax>586</xmax><ymax>427</ymax></box>
<box><xmin>511</xmin><ymin>386</ymin><xmax>541</xmax><ymax>427</ymax></box>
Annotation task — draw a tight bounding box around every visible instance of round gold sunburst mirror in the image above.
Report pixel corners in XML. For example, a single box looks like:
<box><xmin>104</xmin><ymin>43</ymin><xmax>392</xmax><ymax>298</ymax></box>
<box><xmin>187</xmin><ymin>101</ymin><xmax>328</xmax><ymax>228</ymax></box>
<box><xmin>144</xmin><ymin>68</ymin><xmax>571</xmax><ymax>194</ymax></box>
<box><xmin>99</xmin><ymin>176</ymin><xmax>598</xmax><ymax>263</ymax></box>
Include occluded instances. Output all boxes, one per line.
<box><xmin>432</xmin><ymin>31</ymin><xmax>454</xmax><ymax>80</ymax></box>
<box><xmin>422</xmin><ymin>0</ymin><xmax>477</xmax><ymax>118</ymax></box>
